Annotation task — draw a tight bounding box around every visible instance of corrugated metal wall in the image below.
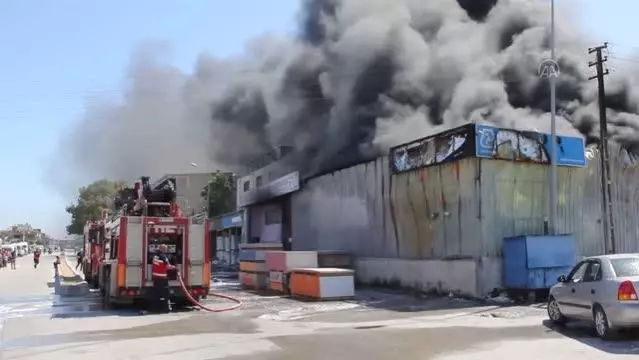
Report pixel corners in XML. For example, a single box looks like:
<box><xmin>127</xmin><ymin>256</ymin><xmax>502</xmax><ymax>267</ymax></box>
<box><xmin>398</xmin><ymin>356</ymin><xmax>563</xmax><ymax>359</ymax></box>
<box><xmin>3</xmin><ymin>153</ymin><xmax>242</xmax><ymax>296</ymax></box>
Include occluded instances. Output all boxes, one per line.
<box><xmin>292</xmin><ymin>157</ymin><xmax>395</xmax><ymax>257</ymax></box>
<box><xmin>391</xmin><ymin>158</ymin><xmax>480</xmax><ymax>258</ymax></box>
<box><xmin>291</xmin><ymin>157</ymin><xmax>480</xmax><ymax>258</ymax></box>
<box><xmin>480</xmin><ymin>146</ymin><xmax>639</xmax><ymax>257</ymax></box>
<box><xmin>478</xmin><ymin>160</ymin><xmax>603</xmax><ymax>257</ymax></box>
<box><xmin>292</xmin><ymin>146</ymin><xmax>639</xmax><ymax>260</ymax></box>
<box><xmin>604</xmin><ymin>146</ymin><xmax>639</xmax><ymax>254</ymax></box>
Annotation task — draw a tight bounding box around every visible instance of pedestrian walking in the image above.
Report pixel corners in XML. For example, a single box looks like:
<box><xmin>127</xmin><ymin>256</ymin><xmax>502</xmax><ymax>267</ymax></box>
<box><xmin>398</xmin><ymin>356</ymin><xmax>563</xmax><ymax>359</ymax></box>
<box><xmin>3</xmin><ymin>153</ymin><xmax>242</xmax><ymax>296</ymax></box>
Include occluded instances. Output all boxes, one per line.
<box><xmin>0</xmin><ymin>249</ymin><xmax>7</xmax><ymax>269</ymax></box>
<box><xmin>76</xmin><ymin>250</ymin><xmax>83</xmax><ymax>270</ymax></box>
<box><xmin>33</xmin><ymin>250</ymin><xmax>41</xmax><ymax>269</ymax></box>
<box><xmin>9</xmin><ymin>250</ymin><xmax>16</xmax><ymax>270</ymax></box>
<box><xmin>53</xmin><ymin>255</ymin><xmax>60</xmax><ymax>277</ymax></box>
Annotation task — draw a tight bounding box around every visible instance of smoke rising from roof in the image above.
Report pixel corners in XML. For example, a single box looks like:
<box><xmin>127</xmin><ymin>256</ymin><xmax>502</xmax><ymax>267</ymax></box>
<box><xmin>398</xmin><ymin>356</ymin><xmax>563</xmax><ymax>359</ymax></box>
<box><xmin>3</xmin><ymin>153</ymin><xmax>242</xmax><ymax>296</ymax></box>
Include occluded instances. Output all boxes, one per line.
<box><xmin>50</xmin><ymin>0</ymin><xmax>639</xmax><ymax>192</ymax></box>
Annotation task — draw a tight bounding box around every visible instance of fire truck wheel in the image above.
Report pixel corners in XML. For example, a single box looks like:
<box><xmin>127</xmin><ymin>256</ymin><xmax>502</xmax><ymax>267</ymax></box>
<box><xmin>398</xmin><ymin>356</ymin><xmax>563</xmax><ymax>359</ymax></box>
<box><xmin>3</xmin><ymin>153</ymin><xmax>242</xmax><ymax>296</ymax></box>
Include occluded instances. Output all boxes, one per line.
<box><xmin>173</xmin><ymin>299</ymin><xmax>190</xmax><ymax>309</ymax></box>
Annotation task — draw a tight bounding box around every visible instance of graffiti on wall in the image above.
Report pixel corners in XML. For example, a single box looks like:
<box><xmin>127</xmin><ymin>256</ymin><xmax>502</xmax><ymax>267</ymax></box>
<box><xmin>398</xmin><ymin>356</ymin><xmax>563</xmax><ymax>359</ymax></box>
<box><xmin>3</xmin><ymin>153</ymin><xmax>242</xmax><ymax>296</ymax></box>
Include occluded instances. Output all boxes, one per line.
<box><xmin>390</xmin><ymin>124</ymin><xmax>476</xmax><ymax>174</ymax></box>
<box><xmin>475</xmin><ymin>125</ymin><xmax>586</xmax><ymax>167</ymax></box>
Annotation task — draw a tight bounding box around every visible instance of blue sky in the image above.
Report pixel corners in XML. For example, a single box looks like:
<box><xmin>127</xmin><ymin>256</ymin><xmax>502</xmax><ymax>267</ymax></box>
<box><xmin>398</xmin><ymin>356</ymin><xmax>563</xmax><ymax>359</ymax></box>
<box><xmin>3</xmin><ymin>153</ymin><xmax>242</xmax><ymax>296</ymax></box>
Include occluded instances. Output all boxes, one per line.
<box><xmin>0</xmin><ymin>0</ymin><xmax>635</xmax><ymax>238</ymax></box>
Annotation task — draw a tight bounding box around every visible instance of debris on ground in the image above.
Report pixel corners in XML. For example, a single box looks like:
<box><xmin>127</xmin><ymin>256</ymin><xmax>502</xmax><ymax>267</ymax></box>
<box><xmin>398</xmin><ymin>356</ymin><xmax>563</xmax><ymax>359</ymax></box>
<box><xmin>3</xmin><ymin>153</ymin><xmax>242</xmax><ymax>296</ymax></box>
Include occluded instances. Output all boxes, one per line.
<box><xmin>485</xmin><ymin>295</ymin><xmax>514</xmax><ymax>305</ymax></box>
<box><xmin>483</xmin><ymin>290</ymin><xmax>515</xmax><ymax>305</ymax></box>
<box><xmin>206</xmin><ymin>277</ymin><xmax>494</xmax><ymax>321</ymax></box>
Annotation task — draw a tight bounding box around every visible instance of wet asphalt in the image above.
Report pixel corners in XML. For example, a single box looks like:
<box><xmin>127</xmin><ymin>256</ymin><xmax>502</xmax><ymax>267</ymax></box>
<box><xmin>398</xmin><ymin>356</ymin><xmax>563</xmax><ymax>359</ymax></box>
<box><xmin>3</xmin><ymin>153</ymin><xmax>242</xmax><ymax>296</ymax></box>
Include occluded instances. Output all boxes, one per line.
<box><xmin>2</xmin><ymin>255</ymin><xmax>639</xmax><ymax>359</ymax></box>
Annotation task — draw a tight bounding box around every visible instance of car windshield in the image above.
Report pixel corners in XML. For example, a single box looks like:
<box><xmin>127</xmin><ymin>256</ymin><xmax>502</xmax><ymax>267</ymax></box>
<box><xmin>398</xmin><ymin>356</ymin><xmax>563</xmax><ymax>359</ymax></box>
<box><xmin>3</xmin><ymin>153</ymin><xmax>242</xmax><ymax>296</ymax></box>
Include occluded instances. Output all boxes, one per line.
<box><xmin>611</xmin><ymin>257</ymin><xmax>639</xmax><ymax>277</ymax></box>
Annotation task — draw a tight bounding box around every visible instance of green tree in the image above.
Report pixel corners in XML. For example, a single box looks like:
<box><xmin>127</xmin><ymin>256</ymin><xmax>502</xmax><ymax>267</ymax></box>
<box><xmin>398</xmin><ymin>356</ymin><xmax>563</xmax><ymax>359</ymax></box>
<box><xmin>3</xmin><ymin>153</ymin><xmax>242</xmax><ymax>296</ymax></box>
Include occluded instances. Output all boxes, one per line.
<box><xmin>65</xmin><ymin>179</ymin><xmax>126</xmax><ymax>235</ymax></box>
<box><xmin>201</xmin><ymin>171</ymin><xmax>236</xmax><ymax>217</ymax></box>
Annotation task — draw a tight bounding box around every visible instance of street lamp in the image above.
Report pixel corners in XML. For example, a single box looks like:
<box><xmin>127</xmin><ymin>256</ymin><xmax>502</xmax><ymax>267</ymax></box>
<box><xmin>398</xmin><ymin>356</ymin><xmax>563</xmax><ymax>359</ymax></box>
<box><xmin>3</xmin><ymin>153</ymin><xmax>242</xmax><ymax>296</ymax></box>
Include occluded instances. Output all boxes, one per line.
<box><xmin>548</xmin><ymin>0</ymin><xmax>558</xmax><ymax>234</ymax></box>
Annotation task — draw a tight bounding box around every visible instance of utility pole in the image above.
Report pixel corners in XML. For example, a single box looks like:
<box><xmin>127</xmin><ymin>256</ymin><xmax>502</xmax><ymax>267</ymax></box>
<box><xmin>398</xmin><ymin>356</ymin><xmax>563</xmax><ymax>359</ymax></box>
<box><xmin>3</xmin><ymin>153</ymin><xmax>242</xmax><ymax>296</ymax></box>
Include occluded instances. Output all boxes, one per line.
<box><xmin>548</xmin><ymin>0</ymin><xmax>558</xmax><ymax>235</ymax></box>
<box><xmin>588</xmin><ymin>43</ymin><xmax>615</xmax><ymax>254</ymax></box>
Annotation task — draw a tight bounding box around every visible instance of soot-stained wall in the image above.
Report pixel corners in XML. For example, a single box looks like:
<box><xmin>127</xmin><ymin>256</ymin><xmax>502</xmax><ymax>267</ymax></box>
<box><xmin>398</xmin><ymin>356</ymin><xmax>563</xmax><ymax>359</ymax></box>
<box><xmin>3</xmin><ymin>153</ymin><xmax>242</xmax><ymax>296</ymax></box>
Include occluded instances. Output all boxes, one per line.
<box><xmin>291</xmin><ymin>145</ymin><xmax>639</xmax><ymax>261</ymax></box>
<box><xmin>291</xmin><ymin>156</ymin><xmax>481</xmax><ymax>258</ymax></box>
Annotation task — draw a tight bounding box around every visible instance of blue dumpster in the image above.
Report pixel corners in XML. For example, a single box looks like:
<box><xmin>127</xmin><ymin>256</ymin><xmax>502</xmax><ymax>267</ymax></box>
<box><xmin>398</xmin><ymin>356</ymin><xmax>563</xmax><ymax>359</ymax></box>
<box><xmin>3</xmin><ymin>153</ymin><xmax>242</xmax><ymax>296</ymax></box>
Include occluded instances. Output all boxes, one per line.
<box><xmin>503</xmin><ymin>234</ymin><xmax>576</xmax><ymax>290</ymax></box>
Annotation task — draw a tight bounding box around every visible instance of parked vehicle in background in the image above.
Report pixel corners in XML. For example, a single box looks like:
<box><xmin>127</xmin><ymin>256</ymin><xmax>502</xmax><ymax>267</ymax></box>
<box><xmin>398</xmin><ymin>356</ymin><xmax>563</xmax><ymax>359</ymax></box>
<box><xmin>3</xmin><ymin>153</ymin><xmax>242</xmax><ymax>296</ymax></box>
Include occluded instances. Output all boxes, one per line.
<box><xmin>12</xmin><ymin>242</ymin><xmax>28</xmax><ymax>256</ymax></box>
<box><xmin>547</xmin><ymin>254</ymin><xmax>639</xmax><ymax>339</ymax></box>
<box><xmin>1</xmin><ymin>244</ymin><xmax>15</xmax><ymax>253</ymax></box>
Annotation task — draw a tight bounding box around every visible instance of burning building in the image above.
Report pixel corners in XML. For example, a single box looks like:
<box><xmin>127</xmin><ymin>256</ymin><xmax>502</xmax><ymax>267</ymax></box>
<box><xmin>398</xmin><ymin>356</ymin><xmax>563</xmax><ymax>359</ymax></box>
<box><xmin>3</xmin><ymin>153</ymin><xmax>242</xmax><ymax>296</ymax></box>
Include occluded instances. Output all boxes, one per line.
<box><xmin>58</xmin><ymin>0</ymin><xmax>639</xmax><ymax>194</ymax></box>
<box><xmin>239</xmin><ymin>124</ymin><xmax>639</xmax><ymax>296</ymax></box>
<box><xmin>229</xmin><ymin>0</ymin><xmax>639</xmax><ymax>296</ymax></box>
<box><xmin>54</xmin><ymin>0</ymin><xmax>639</xmax><ymax>294</ymax></box>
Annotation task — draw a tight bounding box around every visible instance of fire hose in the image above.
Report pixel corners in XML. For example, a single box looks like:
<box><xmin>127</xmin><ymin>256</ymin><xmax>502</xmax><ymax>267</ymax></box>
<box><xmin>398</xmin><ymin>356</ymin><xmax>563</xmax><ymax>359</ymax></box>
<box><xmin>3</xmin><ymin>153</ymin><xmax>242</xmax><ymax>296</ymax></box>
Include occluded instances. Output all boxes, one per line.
<box><xmin>176</xmin><ymin>271</ymin><xmax>242</xmax><ymax>312</ymax></box>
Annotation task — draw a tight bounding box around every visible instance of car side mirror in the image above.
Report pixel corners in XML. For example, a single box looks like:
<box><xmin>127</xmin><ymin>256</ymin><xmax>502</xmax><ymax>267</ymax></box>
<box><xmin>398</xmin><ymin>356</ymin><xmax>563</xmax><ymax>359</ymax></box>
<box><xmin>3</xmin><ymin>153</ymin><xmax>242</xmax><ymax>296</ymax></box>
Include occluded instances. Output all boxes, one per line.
<box><xmin>557</xmin><ymin>275</ymin><xmax>567</xmax><ymax>283</ymax></box>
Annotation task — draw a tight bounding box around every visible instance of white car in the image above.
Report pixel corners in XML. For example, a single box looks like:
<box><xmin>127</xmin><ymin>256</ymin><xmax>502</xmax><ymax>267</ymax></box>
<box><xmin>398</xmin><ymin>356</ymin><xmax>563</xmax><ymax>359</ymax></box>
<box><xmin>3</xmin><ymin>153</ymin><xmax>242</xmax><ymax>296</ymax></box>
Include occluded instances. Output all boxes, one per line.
<box><xmin>547</xmin><ymin>254</ymin><xmax>639</xmax><ymax>339</ymax></box>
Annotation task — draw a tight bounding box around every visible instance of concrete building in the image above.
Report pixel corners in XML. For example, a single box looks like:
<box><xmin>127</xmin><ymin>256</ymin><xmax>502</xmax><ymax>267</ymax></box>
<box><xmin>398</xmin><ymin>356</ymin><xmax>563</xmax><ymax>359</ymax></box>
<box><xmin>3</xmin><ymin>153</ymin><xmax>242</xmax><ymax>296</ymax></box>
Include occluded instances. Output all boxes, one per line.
<box><xmin>0</xmin><ymin>224</ymin><xmax>44</xmax><ymax>244</ymax></box>
<box><xmin>152</xmin><ymin>172</ymin><xmax>216</xmax><ymax>216</ymax></box>
<box><xmin>236</xmin><ymin>157</ymin><xmax>300</xmax><ymax>249</ymax></box>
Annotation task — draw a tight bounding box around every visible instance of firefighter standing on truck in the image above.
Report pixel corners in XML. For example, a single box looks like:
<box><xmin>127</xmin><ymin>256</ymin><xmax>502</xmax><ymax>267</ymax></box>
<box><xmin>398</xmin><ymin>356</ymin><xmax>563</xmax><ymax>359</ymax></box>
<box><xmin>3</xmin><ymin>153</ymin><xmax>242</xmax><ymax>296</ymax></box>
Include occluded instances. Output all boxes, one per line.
<box><xmin>150</xmin><ymin>244</ymin><xmax>174</xmax><ymax>313</ymax></box>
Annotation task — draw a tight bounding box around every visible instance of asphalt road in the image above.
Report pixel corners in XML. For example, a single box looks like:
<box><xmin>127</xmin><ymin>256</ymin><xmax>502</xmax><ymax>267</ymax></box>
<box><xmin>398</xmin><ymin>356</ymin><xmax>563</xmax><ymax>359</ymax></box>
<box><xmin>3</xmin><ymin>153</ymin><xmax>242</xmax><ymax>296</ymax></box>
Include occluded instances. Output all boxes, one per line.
<box><xmin>2</xmin><ymin>255</ymin><xmax>639</xmax><ymax>359</ymax></box>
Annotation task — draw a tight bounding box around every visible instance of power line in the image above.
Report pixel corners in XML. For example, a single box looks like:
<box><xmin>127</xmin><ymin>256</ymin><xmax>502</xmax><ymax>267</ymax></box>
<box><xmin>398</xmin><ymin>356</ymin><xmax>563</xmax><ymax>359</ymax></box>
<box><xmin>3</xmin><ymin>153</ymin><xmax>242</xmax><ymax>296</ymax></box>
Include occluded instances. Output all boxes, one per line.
<box><xmin>607</xmin><ymin>41</ymin><xmax>639</xmax><ymax>54</ymax></box>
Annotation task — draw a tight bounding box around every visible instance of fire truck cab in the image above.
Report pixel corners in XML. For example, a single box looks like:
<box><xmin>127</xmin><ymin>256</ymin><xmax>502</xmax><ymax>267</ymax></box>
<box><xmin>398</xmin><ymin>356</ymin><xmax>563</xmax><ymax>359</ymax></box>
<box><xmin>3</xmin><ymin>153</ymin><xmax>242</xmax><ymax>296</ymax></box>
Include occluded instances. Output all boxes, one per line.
<box><xmin>97</xmin><ymin>187</ymin><xmax>210</xmax><ymax>307</ymax></box>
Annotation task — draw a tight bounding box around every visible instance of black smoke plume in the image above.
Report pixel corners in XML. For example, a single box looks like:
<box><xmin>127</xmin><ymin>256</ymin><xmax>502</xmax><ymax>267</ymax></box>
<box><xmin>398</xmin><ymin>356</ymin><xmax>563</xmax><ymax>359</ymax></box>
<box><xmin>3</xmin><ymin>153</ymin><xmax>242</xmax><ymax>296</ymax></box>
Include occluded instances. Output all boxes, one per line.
<box><xmin>50</xmin><ymin>0</ymin><xmax>639</xmax><ymax>192</ymax></box>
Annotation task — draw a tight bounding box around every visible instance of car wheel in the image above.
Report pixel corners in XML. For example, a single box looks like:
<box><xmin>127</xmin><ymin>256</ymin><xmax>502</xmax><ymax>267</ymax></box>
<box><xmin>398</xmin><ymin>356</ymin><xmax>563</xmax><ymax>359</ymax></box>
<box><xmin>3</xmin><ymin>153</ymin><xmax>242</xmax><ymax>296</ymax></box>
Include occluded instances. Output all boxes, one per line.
<box><xmin>593</xmin><ymin>305</ymin><xmax>615</xmax><ymax>340</ymax></box>
<box><xmin>547</xmin><ymin>296</ymin><xmax>567</xmax><ymax>324</ymax></box>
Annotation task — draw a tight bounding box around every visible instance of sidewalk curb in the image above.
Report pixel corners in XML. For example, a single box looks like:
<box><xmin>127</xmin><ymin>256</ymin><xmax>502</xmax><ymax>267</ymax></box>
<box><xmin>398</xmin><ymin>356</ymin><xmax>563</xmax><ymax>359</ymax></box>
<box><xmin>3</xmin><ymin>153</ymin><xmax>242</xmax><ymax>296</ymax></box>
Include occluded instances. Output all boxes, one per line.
<box><xmin>59</xmin><ymin>255</ymin><xmax>85</xmax><ymax>282</ymax></box>
<box><xmin>62</xmin><ymin>254</ymin><xmax>84</xmax><ymax>278</ymax></box>
<box><xmin>56</xmin><ymin>256</ymin><xmax>89</xmax><ymax>297</ymax></box>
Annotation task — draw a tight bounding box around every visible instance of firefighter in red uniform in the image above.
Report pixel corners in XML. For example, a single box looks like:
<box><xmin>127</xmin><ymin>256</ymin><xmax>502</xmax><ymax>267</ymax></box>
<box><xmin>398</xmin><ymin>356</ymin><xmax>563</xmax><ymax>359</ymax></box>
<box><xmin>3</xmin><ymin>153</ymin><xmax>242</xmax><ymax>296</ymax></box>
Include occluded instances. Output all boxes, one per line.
<box><xmin>151</xmin><ymin>244</ymin><xmax>174</xmax><ymax>313</ymax></box>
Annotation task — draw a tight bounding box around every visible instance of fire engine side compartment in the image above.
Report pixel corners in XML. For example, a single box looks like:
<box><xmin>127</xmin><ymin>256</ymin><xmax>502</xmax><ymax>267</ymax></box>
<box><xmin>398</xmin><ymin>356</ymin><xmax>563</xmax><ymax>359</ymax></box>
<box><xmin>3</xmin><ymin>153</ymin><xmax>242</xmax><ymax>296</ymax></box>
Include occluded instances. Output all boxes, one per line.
<box><xmin>125</xmin><ymin>217</ymin><xmax>143</xmax><ymax>288</ymax></box>
<box><xmin>88</xmin><ymin>243</ymin><xmax>103</xmax><ymax>288</ymax></box>
<box><xmin>103</xmin><ymin>216</ymin><xmax>143</xmax><ymax>304</ymax></box>
<box><xmin>188</xmin><ymin>218</ymin><xmax>206</xmax><ymax>286</ymax></box>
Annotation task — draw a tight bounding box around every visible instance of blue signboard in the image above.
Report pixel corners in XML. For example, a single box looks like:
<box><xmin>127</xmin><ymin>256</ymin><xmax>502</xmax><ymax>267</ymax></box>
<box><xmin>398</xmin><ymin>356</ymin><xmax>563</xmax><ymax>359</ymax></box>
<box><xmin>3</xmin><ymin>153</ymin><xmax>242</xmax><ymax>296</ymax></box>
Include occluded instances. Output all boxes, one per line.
<box><xmin>475</xmin><ymin>124</ymin><xmax>586</xmax><ymax>167</ymax></box>
<box><xmin>221</xmin><ymin>212</ymin><xmax>243</xmax><ymax>229</ymax></box>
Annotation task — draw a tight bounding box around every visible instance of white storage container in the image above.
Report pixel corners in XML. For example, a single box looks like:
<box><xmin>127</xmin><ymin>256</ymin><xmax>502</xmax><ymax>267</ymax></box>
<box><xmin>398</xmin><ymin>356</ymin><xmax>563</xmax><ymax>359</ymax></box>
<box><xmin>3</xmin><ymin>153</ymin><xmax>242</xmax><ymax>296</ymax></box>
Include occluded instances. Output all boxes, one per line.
<box><xmin>289</xmin><ymin>268</ymin><xmax>355</xmax><ymax>300</ymax></box>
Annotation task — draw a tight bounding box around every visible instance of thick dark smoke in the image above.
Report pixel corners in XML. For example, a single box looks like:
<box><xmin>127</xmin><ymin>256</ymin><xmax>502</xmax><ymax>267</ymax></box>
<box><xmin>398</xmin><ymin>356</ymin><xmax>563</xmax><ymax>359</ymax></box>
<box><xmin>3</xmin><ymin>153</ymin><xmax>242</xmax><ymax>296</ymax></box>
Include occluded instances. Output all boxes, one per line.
<box><xmin>51</xmin><ymin>0</ymin><xmax>639</xmax><ymax>193</ymax></box>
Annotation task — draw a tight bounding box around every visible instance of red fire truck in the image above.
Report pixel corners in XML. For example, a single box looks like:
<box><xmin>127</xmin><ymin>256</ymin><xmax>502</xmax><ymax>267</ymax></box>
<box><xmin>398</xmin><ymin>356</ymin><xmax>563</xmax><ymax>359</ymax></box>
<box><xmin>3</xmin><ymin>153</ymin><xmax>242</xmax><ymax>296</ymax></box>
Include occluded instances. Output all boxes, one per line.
<box><xmin>83</xmin><ymin>210</ymin><xmax>108</xmax><ymax>288</ymax></box>
<box><xmin>95</xmin><ymin>177</ymin><xmax>211</xmax><ymax>307</ymax></box>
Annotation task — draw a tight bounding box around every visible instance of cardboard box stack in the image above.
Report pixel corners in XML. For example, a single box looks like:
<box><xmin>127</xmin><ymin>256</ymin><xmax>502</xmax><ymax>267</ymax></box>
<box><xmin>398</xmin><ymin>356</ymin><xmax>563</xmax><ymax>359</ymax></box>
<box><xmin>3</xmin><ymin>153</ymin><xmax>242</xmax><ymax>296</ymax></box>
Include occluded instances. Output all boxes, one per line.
<box><xmin>238</xmin><ymin>243</ymin><xmax>282</xmax><ymax>290</ymax></box>
<box><xmin>266</xmin><ymin>251</ymin><xmax>318</xmax><ymax>293</ymax></box>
